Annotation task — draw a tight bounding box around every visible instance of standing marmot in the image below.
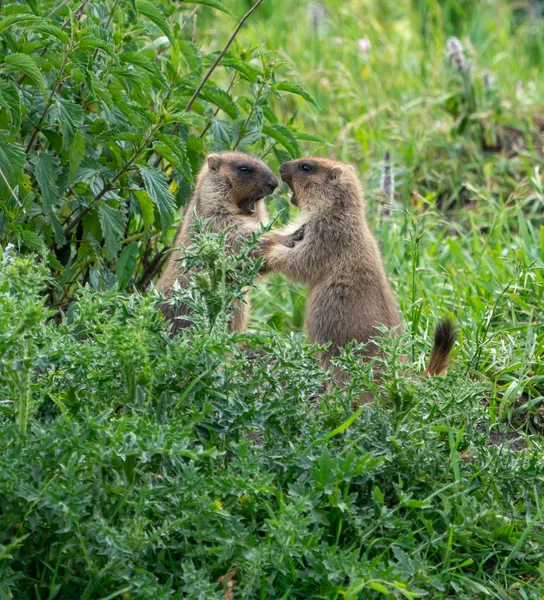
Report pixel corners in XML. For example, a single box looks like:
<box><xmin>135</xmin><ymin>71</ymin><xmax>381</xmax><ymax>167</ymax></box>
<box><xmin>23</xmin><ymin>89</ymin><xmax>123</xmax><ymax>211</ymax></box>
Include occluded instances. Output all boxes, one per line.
<box><xmin>261</xmin><ymin>157</ymin><xmax>455</xmax><ymax>384</ymax></box>
<box><xmin>157</xmin><ymin>151</ymin><xmax>278</xmax><ymax>334</ymax></box>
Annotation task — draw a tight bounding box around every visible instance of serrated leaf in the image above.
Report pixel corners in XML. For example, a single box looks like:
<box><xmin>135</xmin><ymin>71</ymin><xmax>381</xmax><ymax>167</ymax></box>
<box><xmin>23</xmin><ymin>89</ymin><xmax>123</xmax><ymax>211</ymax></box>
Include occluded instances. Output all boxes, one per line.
<box><xmin>0</xmin><ymin>14</ymin><xmax>41</xmax><ymax>34</ymax></box>
<box><xmin>0</xmin><ymin>135</ymin><xmax>25</xmax><ymax>201</ymax></box>
<box><xmin>293</xmin><ymin>130</ymin><xmax>330</xmax><ymax>145</ymax></box>
<box><xmin>68</xmin><ymin>131</ymin><xmax>86</xmax><ymax>185</ymax></box>
<box><xmin>276</xmin><ymin>81</ymin><xmax>318</xmax><ymax>108</ymax></box>
<box><xmin>116</xmin><ymin>242</ymin><xmax>139</xmax><ymax>288</ymax></box>
<box><xmin>184</xmin><ymin>0</ymin><xmax>232</xmax><ymax>15</ymax></box>
<box><xmin>136</xmin><ymin>1</ymin><xmax>175</xmax><ymax>45</ymax></box>
<box><xmin>178</xmin><ymin>41</ymin><xmax>202</xmax><ymax>72</ymax></box>
<box><xmin>262</xmin><ymin>124</ymin><xmax>301</xmax><ymax>158</ymax></box>
<box><xmin>99</xmin><ymin>203</ymin><xmax>126</xmax><ymax>260</ymax></box>
<box><xmin>4</xmin><ymin>53</ymin><xmax>46</xmax><ymax>93</ymax></box>
<box><xmin>32</xmin><ymin>22</ymin><xmax>70</xmax><ymax>44</ymax></box>
<box><xmin>200</xmin><ymin>84</ymin><xmax>239</xmax><ymax>120</ymax></box>
<box><xmin>35</xmin><ymin>152</ymin><xmax>58</xmax><ymax>213</ymax></box>
<box><xmin>90</xmin><ymin>74</ymin><xmax>114</xmax><ymax>110</ymax></box>
<box><xmin>120</xmin><ymin>52</ymin><xmax>167</xmax><ymax>88</ymax></box>
<box><xmin>0</xmin><ymin>81</ymin><xmax>22</xmax><ymax>139</ymax></box>
<box><xmin>133</xmin><ymin>189</ymin><xmax>155</xmax><ymax>229</ymax></box>
<box><xmin>139</xmin><ymin>167</ymin><xmax>177</xmax><ymax>230</ymax></box>
<box><xmin>154</xmin><ymin>134</ymin><xmax>194</xmax><ymax>183</ymax></box>
<box><xmin>55</xmin><ymin>98</ymin><xmax>85</xmax><ymax>151</ymax></box>
<box><xmin>0</xmin><ymin>14</ymin><xmax>71</xmax><ymax>44</ymax></box>
<box><xmin>211</xmin><ymin>119</ymin><xmax>237</xmax><ymax>151</ymax></box>
<box><xmin>21</xmin><ymin>229</ymin><xmax>45</xmax><ymax>252</ymax></box>
<box><xmin>204</xmin><ymin>54</ymin><xmax>259</xmax><ymax>82</ymax></box>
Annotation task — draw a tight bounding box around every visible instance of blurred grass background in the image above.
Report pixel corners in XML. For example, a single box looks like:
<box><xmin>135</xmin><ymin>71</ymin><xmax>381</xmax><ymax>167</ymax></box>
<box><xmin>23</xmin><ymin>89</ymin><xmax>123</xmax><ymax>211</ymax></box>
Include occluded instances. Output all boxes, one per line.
<box><xmin>194</xmin><ymin>0</ymin><xmax>543</xmax><ymax>431</ymax></box>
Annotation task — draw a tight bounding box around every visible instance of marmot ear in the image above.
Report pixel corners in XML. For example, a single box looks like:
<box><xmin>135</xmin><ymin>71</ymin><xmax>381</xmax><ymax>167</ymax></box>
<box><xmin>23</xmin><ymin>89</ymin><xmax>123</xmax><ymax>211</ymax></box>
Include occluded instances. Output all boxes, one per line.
<box><xmin>327</xmin><ymin>166</ymin><xmax>343</xmax><ymax>183</ymax></box>
<box><xmin>207</xmin><ymin>154</ymin><xmax>222</xmax><ymax>173</ymax></box>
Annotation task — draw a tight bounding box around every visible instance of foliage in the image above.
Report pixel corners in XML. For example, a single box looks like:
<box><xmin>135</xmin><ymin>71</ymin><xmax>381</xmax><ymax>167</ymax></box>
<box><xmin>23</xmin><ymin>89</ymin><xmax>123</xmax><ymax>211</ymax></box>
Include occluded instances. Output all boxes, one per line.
<box><xmin>1</xmin><ymin>0</ymin><xmax>544</xmax><ymax>598</ymax></box>
<box><xmin>0</xmin><ymin>0</ymin><xmax>318</xmax><ymax>306</ymax></box>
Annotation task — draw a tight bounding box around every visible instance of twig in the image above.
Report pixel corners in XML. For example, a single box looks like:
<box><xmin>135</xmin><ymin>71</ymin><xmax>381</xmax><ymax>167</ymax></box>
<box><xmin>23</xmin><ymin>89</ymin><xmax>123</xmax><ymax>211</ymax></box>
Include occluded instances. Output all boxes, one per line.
<box><xmin>153</xmin><ymin>0</ymin><xmax>264</xmax><ymax>169</ymax></box>
<box><xmin>178</xmin><ymin>0</ymin><xmax>265</xmax><ymax>128</ymax></box>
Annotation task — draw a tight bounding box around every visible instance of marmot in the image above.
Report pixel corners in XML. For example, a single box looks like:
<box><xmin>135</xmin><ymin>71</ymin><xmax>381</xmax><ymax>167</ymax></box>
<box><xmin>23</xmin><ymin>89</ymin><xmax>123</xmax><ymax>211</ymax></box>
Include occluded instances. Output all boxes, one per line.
<box><xmin>156</xmin><ymin>151</ymin><xmax>279</xmax><ymax>334</ymax></box>
<box><xmin>261</xmin><ymin>157</ymin><xmax>455</xmax><ymax>385</ymax></box>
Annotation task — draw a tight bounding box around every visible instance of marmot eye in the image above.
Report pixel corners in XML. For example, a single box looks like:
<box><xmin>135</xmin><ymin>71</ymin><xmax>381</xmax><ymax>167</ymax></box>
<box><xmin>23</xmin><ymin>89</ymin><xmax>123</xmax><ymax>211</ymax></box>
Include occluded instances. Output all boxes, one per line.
<box><xmin>238</xmin><ymin>165</ymin><xmax>251</xmax><ymax>173</ymax></box>
<box><xmin>300</xmin><ymin>163</ymin><xmax>312</xmax><ymax>172</ymax></box>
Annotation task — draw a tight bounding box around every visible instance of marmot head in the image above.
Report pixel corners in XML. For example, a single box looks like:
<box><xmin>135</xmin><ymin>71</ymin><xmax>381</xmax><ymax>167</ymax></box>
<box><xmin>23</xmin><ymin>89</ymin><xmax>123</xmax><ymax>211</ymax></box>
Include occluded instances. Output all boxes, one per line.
<box><xmin>279</xmin><ymin>157</ymin><xmax>363</xmax><ymax>210</ymax></box>
<box><xmin>203</xmin><ymin>151</ymin><xmax>279</xmax><ymax>216</ymax></box>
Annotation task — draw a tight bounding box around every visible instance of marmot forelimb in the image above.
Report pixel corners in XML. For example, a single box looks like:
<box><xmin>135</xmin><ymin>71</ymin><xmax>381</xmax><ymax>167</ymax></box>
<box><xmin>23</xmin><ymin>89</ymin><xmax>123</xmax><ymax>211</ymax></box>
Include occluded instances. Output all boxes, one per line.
<box><xmin>156</xmin><ymin>151</ymin><xmax>278</xmax><ymax>335</ymax></box>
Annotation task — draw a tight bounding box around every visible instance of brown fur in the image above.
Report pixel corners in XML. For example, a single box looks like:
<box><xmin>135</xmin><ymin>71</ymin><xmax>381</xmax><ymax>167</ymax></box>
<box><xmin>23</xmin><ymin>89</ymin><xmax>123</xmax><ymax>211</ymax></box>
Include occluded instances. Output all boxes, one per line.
<box><xmin>156</xmin><ymin>151</ymin><xmax>278</xmax><ymax>335</ymax></box>
<box><xmin>261</xmin><ymin>157</ymin><xmax>455</xmax><ymax>388</ymax></box>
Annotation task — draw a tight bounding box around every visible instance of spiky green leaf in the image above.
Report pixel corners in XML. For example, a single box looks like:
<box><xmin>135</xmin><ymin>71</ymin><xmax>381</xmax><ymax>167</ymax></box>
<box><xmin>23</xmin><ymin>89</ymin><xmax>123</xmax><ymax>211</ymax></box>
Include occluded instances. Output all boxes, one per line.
<box><xmin>99</xmin><ymin>203</ymin><xmax>126</xmax><ymax>260</ymax></box>
<box><xmin>276</xmin><ymin>81</ymin><xmax>319</xmax><ymax>108</ymax></box>
<box><xmin>138</xmin><ymin>167</ymin><xmax>177</xmax><ymax>230</ymax></box>
<box><xmin>136</xmin><ymin>1</ymin><xmax>175</xmax><ymax>45</ymax></box>
<box><xmin>262</xmin><ymin>124</ymin><xmax>301</xmax><ymax>158</ymax></box>
<box><xmin>55</xmin><ymin>98</ymin><xmax>85</xmax><ymax>151</ymax></box>
<box><xmin>4</xmin><ymin>54</ymin><xmax>46</xmax><ymax>93</ymax></box>
<box><xmin>0</xmin><ymin>135</ymin><xmax>25</xmax><ymax>201</ymax></box>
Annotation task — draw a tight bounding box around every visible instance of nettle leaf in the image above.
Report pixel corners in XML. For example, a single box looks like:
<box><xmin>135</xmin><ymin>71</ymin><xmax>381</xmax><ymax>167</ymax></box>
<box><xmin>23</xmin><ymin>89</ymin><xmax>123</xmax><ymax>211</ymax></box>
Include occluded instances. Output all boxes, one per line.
<box><xmin>90</xmin><ymin>74</ymin><xmax>114</xmax><ymax>110</ymax></box>
<box><xmin>133</xmin><ymin>189</ymin><xmax>154</xmax><ymax>229</ymax></box>
<box><xmin>203</xmin><ymin>54</ymin><xmax>259</xmax><ymax>83</ymax></box>
<box><xmin>0</xmin><ymin>14</ymin><xmax>42</xmax><ymax>34</ymax></box>
<box><xmin>4</xmin><ymin>54</ymin><xmax>46</xmax><ymax>93</ymax></box>
<box><xmin>211</xmin><ymin>119</ymin><xmax>238</xmax><ymax>151</ymax></box>
<box><xmin>21</xmin><ymin>230</ymin><xmax>45</xmax><ymax>252</ymax></box>
<box><xmin>154</xmin><ymin>133</ymin><xmax>194</xmax><ymax>183</ymax></box>
<box><xmin>0</xmin><ymin>135</ymin><xmax>25</xmax><ymax>201</ymax></box>
<box><xmin>178</xmin><ymin>41</ymin><xmax>203</xmax><ymax>72</ymax></box>
<box><xmin>35</xmin><ymin>152</ymin><xmax>65</xmax><ymax>245</ymax></box>
<box><xmin>55</xmin><ymin>98</ymin><xmax>85</xmax><ymax>151</ymax></box>
<box><xmin>136</xmin><ymin>1</ymin><xmax>175</xmax><ymax>46</ymax></box>
<box><xmin>262</xmin><ymin>124</ymin><xmax>301</xmax><ymax>158</ymax></box>
<box><xmin>116</xmin><ymin>242</ymin><xmax>139</xmax><ymax>288</ymax></box>
<box><xmin>32</xmin><ymin>22</ymin><xmax>70</xmax><ymax>45</ymax></box>
<box><xmin>120</xmin><ymin>52</ymin><xmax>167</xmax><ymax>88</ymax></box>
<box><xmin>99</xmin><ymin>203</ymin><xmax>126</xmax><ymax>260</ymax></box>
<box><xmin>293</xmin><ymin>130</ymin><xmax>330</xmax><ymax>145</ymax></box>
<box><xmin>184</xmin><ymin>0</ymin><xmax>233</xmax><ymax>16</ymax></box>
<box><xmin>138</xmin><ymin>167</ymin><xmax>177</xmax><ymax>230</ymax></box>
<box><xmin>276</xmin><ymin>81</ymin><xmax>319</xmax><ymax>108</ymax></box>
<box><xmin>35</xmin><ymin>152</ymin><xmax>58</xmax><ymax>213</ymax></box>
<box><xmin>68</xmin><ymin>131</ymin><xmax>86</xmax><ymax>185</ymax></box>
<box><xmin>0</xmin><ymin>81</ymin><xmax>22</xmax><ymax>139</ymax></box>
<box><xmin>200</xmin><ymin>84</ymin><xmax>239</xmax><ymax>120</ymax></box>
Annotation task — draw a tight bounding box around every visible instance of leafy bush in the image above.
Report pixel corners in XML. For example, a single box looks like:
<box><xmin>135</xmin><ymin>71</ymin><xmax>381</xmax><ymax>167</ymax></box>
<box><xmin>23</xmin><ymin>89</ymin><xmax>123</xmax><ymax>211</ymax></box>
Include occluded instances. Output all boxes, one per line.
<box><xmin>0</xmin><ymin>0</ymin><xmax>318</xmax><ymax>308</ymax></box>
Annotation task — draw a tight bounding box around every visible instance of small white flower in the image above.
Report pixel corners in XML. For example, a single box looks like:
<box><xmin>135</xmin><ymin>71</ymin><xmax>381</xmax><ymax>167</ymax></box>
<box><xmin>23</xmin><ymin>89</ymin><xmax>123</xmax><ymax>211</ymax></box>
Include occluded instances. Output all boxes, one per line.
<box><xmin>333</xmin><ymin>36</ymin><xmax>343</xmax><ymax>45</ymax></box>
<box><xmin>319</xmin><ymin>77</ymin><xmax>330</xmax><ymax>89</ymax></box>
<box><xmin>357</xmin><ymin>38</ymin><xmax>371</xmax><ymax>53</ymax></box>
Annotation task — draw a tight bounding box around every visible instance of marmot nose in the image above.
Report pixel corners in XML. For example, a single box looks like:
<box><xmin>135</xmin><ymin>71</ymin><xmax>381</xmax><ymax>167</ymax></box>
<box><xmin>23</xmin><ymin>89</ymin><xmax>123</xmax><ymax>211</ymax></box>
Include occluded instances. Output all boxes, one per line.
<box><xmin>268</xmin><ymin>174</ymin><xmax>279</xmax><ymax>190</ymax></box>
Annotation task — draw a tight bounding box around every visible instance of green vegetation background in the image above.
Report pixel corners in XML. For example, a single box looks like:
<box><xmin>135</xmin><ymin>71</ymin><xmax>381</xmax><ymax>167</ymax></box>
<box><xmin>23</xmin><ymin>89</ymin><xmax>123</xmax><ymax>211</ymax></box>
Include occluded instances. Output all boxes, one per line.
<box><xmin>0</xmin><ymin>0</ymin><xmax>543</xmax><ymax>598</ymax></box>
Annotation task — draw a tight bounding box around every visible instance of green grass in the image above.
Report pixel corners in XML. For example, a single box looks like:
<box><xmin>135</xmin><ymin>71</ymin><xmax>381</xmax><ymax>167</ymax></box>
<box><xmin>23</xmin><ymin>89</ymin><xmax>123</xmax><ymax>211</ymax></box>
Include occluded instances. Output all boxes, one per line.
<box><xmin>1</xmin><ymin>0</ymin><xmax>543</xmax><ymax>598</ymax></box>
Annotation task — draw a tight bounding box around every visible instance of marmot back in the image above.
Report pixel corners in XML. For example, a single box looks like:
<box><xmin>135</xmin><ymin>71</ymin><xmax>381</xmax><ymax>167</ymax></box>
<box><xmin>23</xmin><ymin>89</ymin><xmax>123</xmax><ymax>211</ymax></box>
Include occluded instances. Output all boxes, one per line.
<box><xmin>157</xmin><ymin>151</ymin><xmax>278</xmax><ymax>334</ymax></box>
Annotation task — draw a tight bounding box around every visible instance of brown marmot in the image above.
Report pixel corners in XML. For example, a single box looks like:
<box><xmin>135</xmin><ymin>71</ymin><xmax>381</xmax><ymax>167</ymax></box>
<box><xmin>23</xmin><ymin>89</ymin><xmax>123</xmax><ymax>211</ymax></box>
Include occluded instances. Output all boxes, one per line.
<box><xmin>260</xmin><ymin>157</ymin><xmax>455</xmax><ymax>385</ymax></box>
<box><xmin>156</xmin><ymin>151</ymin><xmax>279</xmax><ymax>335</ymax></box>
